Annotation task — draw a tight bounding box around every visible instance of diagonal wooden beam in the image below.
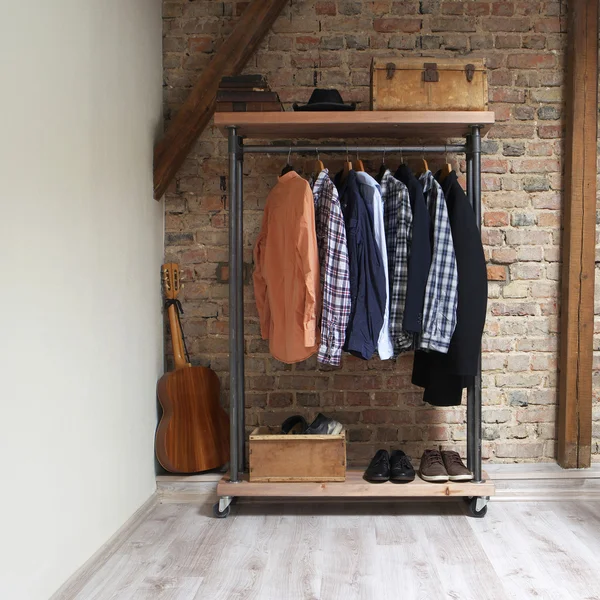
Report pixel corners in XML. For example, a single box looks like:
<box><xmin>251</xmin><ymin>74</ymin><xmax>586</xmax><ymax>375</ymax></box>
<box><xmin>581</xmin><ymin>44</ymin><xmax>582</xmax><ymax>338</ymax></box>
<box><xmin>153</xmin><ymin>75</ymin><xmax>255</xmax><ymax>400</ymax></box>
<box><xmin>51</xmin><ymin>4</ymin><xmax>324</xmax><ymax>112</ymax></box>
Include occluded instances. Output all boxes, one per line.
<box><xmin>558</xmin><ymin>0</ymin><xmax>598</xmax><ymax>468</ymax></box>
<box><xmin>153</xmin><ymin>0</ymin><xmax>288</xmax><ymax>200</ymax></box>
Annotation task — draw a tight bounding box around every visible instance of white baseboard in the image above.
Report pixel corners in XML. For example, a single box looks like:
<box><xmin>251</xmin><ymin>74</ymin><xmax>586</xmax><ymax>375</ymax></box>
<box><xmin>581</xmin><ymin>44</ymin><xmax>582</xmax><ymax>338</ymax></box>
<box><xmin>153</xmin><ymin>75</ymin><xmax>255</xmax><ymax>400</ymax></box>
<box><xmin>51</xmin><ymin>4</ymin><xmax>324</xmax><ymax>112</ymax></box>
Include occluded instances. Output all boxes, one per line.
<box><xmin>50</xmin><ymin>493</ymin><xmax>159</xmax><ymax>600</ymax></box>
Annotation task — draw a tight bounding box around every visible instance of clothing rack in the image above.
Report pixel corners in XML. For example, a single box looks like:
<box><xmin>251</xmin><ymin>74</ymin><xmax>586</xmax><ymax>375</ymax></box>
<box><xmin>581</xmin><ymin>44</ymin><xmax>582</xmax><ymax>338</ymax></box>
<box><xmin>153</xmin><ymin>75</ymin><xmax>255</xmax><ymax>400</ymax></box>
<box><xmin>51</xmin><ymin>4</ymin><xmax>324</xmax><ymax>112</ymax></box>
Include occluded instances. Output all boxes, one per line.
<box><xmin>213</xmin><ymin>111</ymin><xmax>495</xmax><ymax>519</ymax></box>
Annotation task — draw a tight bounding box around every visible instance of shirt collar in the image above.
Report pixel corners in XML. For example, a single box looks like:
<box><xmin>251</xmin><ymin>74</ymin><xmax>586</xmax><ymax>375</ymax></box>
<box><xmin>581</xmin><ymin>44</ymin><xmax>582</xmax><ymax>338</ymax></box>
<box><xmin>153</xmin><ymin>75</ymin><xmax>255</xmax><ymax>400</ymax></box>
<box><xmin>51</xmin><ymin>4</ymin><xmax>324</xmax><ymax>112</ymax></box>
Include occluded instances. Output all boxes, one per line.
<box><xmin>333</xmin><ymin>168</ymin><xmax>357</xmax><ymax>196</ymax></box>
<box><xmin>355</xmin><ymin>170</ymin><xmax>381</xmax><ymax>193</ymax></box>
<box><xmin>419</xmin><ymin>169</ymin><xmax>434</xmax><ymax>194</ymax></box>
<box><xmin>312</xmin><ymin>168</ymin><xmax>329</xmax><ymax>188</ymax></box>
<box><xmin>278</xmin><ymin>170</ymin><xmax>299</xmax><ymax>183</ymax></box>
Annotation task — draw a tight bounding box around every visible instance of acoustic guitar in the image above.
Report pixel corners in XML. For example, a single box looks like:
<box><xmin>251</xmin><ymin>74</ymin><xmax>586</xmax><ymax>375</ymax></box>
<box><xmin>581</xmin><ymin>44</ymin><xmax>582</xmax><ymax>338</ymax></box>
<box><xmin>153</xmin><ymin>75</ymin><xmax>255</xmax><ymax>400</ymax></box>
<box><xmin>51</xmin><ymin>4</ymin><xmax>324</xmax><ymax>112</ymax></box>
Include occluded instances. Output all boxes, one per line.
<box><xmin>155</xmin><ymin>263</ymin><xmax>229</xmax><ymax>473</ymax></box>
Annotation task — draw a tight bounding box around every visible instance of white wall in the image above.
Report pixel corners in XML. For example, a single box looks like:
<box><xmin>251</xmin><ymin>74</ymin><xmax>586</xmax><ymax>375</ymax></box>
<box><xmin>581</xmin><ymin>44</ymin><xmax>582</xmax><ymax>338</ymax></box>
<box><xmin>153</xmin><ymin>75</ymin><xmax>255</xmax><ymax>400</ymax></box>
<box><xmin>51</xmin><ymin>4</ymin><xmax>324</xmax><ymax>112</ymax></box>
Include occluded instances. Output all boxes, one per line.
<box><xmin>0</xmin><ymin>1</ymin><xmax>164</xmax><ymax>598</ymax></box>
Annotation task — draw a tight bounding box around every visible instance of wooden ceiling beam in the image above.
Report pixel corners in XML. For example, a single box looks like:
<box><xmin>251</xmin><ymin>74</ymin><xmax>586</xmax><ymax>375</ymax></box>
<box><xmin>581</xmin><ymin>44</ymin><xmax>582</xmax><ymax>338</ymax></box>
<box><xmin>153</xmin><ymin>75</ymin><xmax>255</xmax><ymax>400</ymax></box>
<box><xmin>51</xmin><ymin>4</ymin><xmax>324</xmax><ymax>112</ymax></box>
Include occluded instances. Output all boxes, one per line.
<box><xmin>153</xmin><ymin>0</ymin><xmax>288</xmax><ymax>200</ymax></box>
<box><xmin>557</xmin><ymin>0</ymin><xmax>598</xmax><ymax>468</ymax></box>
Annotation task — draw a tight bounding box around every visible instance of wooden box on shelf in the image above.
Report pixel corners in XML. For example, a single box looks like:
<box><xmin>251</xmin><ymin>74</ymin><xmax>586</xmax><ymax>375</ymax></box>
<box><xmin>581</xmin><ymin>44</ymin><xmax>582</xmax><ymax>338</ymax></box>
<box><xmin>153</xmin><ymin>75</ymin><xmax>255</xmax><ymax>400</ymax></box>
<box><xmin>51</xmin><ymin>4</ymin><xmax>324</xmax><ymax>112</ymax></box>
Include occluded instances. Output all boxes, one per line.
<box><xmin>371</xmin><ymin>57</ymin><xmax>488</xmax><ymax>111</ymax></box>
<box><xmin>248</xmin><ymin>427</ymin><xmax>346</xmax><ymax>483</ymax></box>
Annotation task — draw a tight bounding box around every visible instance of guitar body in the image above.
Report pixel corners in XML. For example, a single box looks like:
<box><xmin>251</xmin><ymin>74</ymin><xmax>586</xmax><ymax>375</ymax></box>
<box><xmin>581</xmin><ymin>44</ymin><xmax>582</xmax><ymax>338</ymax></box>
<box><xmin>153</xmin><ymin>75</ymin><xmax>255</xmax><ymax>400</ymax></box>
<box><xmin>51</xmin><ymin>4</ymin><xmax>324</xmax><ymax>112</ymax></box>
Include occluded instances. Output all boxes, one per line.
<box><xmin>156</xmin><ymin>263</ymin><xmax>229</xmax><ymax>474</ymax></box>
<box><xmin>156</xmin><ymin>365</ymin><xmax>229</xmax><ymax>473</ymax></box>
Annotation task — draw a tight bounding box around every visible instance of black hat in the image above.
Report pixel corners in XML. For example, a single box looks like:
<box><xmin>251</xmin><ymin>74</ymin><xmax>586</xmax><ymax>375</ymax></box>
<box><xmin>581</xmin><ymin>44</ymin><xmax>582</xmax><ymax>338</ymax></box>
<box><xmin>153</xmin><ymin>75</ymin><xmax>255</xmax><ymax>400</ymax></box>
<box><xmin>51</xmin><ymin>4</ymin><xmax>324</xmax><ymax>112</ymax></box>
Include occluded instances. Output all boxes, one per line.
<box><xmin>293</xmin><ymin>88</ymin><xmax>356</xmax><ymax>111</ymax></box>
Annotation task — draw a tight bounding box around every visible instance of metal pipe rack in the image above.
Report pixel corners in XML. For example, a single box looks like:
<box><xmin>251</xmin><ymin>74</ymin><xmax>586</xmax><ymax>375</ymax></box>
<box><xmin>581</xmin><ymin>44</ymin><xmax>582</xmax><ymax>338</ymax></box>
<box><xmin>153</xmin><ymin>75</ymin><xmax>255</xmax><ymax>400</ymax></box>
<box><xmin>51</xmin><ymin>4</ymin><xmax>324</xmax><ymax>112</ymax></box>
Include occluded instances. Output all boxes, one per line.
<box><xmin>215</xmin><ymin>121</ymin><xmax>492</xmax><ymax>519</ymax></box>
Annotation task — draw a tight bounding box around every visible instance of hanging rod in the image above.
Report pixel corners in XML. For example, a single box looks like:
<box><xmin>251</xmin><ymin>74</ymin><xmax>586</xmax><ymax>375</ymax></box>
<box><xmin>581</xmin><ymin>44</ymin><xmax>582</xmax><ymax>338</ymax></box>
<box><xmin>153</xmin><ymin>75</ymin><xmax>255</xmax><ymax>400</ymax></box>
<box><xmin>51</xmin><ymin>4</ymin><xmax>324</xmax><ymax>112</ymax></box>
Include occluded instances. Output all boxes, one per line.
<box><xmin>242</xmin><ymin>144</ymin><xmax>467</xmax><ymax>154</ymax></box>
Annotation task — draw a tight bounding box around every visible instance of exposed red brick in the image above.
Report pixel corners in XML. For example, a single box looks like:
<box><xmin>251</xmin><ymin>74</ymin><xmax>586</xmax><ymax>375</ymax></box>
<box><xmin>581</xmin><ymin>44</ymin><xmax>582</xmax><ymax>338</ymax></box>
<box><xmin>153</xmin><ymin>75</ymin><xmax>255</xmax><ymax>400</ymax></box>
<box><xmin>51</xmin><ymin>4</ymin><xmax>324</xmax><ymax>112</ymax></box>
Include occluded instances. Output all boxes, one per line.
<box><xmin>296</xmin><ymin>35</ymin><xmax>320</xmax><ymax>47</ymax></box>
<box><xmin>333</xmin><ymin>374</ymin><xmax>381</xmax><ymax>389</ymax></box>
<box><xmin>188</xmin><ymin>37</ymin><xmax>214</xmax><ymax>53</ymax></box>
<box><xmin>482</xmin><ymin>158</ymin><xmax>509</xmax><ymax>173</ymax></box>
<box><xmin>489</xmin><ymin>87</ymin><xmax>525</xmax><ymax>103</ymax></box>
<box><xmin>492</xmin><ymin>248</ymin><xmax>518</xmax><ymax>264</ymax></box>
<box><xmin>532</xmin><ymin>17</ymin><xmax>561</xmax><ymax>32</ymax></box>
<box><xmin>487</xmin><ymin>265</ymin><xmax>508</xmax><ymax>281</ymax></box>
<box><xmin>373</xmin><ymin>18</ymin><xmax>422</xmax><ymax>32</ymax></box>
<box><xmin>506</xmin><ymin>53</ymin><xmax>556</xmax><ymax>69</ymax></box>
<box><xmin>315</xmin><ymin>1</ymin><xmax>336</xmax><ymax>15</ymax></box>
<box><xmin>492</xmin><ymin>2</ymin><xmax>515</xmax><ymax>16</ymax></box>
<box><xmin>511</xmin><ymin>158</ymin><xmax>560</xmax><ymax>173</ymax></box>
<box><xmin>538</xmin><ymin>125</ymin><xmax>563</xmax><ymax>139</ymax></box>
<box><xmin>441</xmin><ymin>2</ymin><xmax>464</xmax><ymax>15</ymax></box>
<box><xmin>485</xmin><ymin>16</ymin><xmax>531</xmax><ymax>31</ymax></box>
<box><xmin>361</xmin><ymin>409</ymin><xmax>412</xmax><ymax>425</ymax></box>
<box><xmin>466</xmin><ymin>2</ymin><xmax>491</xmax><ymax>16</ymax></box>
<box><xmin>484</xmin><ymin>211</ymin><xmax>510</xmax><ymax>226</ymax></box>
<box><xmin>493</xmin><ymin>105</ymin><xmax>512</xmax><ymax>121</ymax></box>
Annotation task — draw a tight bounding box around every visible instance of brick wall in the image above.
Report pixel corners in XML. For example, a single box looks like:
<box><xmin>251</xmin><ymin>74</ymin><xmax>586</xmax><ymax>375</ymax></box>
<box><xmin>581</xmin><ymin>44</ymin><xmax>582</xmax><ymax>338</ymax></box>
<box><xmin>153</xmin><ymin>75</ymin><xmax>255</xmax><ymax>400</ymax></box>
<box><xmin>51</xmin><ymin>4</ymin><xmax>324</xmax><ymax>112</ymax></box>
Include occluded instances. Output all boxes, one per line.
<box><xmin>162</xmin><ymin>0</ymin><xmax>600</xmax><ymax>463</ymax></box>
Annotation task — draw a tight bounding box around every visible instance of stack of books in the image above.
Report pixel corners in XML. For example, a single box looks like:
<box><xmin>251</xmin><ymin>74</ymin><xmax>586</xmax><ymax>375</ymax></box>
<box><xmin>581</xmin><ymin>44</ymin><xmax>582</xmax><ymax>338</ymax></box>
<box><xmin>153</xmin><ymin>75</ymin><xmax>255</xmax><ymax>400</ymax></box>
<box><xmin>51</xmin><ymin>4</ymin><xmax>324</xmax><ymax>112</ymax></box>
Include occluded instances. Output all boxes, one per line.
<box><xmin>216</xmin><ymin>75</ymin><xmax>283</xmax><ymax>112</ymax></box>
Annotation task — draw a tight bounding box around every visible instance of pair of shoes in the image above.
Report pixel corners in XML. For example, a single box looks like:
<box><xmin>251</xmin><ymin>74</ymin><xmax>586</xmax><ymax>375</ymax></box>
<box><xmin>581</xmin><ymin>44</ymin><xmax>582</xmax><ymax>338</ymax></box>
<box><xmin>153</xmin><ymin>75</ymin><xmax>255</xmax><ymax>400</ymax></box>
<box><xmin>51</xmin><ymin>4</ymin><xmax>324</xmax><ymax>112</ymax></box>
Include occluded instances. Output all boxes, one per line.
<box><xmin>281</xmin><ymin>413</ymin><xmax>343</xmax><ymax>435</ymax></box>
<box><xmin>419</xmin><ymin>449</ymin><xmax>472</xmax><ymax>483</ymax></box>
<box><xmin>364</xmin><ymin>449</ymin><xmax>415</xmax><ymax>484</ymax></box>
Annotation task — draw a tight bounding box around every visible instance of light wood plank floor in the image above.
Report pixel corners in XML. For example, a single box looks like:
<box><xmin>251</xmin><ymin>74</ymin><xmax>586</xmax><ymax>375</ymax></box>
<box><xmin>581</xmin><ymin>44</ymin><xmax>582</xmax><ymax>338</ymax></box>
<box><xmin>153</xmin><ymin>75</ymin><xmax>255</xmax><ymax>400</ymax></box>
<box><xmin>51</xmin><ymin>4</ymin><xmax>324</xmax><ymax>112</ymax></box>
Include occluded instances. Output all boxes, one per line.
<box><xmin>64</xmin><ymin>498</ymin><xmax>600</xmax><ymax>600</ymax></box>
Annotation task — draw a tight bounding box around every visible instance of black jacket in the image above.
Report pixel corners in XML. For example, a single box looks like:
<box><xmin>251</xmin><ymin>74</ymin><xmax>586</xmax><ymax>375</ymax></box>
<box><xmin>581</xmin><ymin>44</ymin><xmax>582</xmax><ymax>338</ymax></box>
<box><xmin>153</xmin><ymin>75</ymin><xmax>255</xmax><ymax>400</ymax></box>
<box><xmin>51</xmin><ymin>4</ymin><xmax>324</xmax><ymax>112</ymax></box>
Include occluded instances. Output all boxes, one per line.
<box><xmin>334</xmin><ymin>170</ymin><xmax>386</xmax><ymax>360</ymax></box>
<box><xmin>412</xmin><ymin>171</ymin><xmax>488</xmax><ymax>406</ymax></box>
<box><xmin>394</xmin><ymin>165</ymin><xmax>431</xmax><ymax>334</ymax></box>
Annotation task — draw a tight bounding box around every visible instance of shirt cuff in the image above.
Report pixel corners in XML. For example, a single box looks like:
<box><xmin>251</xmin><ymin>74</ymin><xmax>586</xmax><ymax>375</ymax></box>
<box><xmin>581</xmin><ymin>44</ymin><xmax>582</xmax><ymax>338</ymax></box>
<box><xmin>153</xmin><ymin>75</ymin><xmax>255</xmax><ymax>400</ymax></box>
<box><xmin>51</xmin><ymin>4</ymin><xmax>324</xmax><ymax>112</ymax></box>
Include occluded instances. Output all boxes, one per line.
<box><xmin>304</xmin><ymin>320</ymin><xmax>317</xmax><ymax>347</ymax></box>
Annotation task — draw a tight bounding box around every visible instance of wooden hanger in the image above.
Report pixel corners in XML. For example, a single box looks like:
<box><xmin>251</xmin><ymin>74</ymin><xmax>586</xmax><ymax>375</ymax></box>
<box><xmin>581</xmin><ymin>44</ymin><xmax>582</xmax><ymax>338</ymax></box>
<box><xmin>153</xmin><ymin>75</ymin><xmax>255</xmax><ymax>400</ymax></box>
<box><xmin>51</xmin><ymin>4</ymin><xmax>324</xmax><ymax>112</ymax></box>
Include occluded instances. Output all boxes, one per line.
<box><xmin>340</xmin><ymin>146</ymin><xmax>352</xmax><ymax>183</ymax></box>
<box><xmin>438</xmin><ymin>146</ymin><xmax>453</xmax><ymax>183</ymax></box>
<box><xmin>355</xmin><ymin>151</ymin><xmax>365</xmax><ymax>172</ymax></box>
<box><xmin>416</xmin><ymin>144</ymin><xmax>428</xmax><ymax>175</ymax></box>
<box><xmin>314</xmin><ymin>149</ymin><xmax>324</xmax><ymax>173</ymax></box>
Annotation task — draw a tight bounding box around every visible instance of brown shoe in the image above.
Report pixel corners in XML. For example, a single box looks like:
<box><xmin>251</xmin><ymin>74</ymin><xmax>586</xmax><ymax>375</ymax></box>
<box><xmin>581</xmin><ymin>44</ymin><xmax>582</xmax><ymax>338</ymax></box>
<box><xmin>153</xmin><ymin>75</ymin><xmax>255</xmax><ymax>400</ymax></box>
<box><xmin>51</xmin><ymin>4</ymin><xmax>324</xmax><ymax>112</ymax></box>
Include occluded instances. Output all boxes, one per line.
<box><xmin>441</xmin><ymin>450</ymin><xmax>473</xmax><ymax>482</ymax></box>
<box><xmin>418</xmin><ymin>449</ymin><xmax>449</xmax><ymax>483</ymax></box>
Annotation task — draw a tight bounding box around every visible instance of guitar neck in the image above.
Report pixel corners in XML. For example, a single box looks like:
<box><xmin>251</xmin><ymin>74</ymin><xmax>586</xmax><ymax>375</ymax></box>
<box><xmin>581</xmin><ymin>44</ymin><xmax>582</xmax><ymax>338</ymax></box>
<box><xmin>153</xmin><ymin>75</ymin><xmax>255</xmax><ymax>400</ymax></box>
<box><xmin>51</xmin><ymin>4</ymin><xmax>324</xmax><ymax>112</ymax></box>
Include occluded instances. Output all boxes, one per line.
<box><xmin>167</xmin><ymin>304</ymin><xmax>188</xmax><ymax>370</ymax></box>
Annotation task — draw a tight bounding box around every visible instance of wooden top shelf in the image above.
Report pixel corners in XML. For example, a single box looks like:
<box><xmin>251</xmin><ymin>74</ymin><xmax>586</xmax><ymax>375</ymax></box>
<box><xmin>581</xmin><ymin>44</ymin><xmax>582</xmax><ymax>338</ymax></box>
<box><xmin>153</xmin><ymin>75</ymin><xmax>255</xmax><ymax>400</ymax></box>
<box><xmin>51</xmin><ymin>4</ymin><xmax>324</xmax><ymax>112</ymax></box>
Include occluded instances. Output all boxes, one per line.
<box><xmin>215</xmin><ymin>111</ymin><xmax>494</xmax><ymax>139</ymax></box>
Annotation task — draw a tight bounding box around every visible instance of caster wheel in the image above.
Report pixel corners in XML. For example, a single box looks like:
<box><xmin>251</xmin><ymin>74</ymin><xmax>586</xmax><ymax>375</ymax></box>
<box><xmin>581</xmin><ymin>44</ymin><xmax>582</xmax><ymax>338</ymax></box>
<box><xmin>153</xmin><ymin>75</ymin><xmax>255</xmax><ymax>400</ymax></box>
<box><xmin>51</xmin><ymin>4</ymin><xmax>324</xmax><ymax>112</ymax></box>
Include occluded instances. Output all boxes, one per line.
<box><xmin>213</xmin><ymin>502</ymin><xmax>231</xmax><ymax>519</ymax></box>
<box><xmin>465</xmin><ymin>497</ymin><xmax>488</xmax><ymax>518</ymax></box>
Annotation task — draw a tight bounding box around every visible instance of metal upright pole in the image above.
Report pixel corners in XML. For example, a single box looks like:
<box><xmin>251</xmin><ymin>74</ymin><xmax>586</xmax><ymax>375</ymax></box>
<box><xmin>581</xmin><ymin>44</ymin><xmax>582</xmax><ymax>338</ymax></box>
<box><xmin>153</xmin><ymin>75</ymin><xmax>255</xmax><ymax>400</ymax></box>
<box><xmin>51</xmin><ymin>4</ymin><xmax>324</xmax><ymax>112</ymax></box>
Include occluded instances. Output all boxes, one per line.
<box><xmin>235</xmin><ymin>136</ymin><xmax>246</xmax><ymax>473</ymax></box>
<box><xmin>470</xmin><ymin>125</ymin><xmax>483</xmax><ymax>483</ymax></box>
<box><xmin>466</xmin><ymin>134</ymin><xmax>474</xmax><ymax>210</ymax></box>
<box><xmin>465</xmin><ymin>134</ymin><xmax>475</xmax><ymax>473</ymax></box>
<box><xmin>227</xmin><ymin>126</ymin><xmax>240</xmax><ymax>483</ymax></box>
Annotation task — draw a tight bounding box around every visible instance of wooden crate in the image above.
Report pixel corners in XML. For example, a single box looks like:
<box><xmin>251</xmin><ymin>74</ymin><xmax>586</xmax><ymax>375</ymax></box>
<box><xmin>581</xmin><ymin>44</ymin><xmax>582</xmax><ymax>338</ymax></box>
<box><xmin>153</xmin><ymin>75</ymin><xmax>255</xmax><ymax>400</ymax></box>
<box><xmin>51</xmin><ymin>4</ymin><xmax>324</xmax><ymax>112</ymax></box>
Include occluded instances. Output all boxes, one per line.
<box><xmin>249</xmin><ymin>427</ymin><xmax>346</xmax><ymax>482</ymax></box>
<box><xmin>372</xmin><ymin>57</ymin><xmax>488</xmax><ymax>111</ymax></box>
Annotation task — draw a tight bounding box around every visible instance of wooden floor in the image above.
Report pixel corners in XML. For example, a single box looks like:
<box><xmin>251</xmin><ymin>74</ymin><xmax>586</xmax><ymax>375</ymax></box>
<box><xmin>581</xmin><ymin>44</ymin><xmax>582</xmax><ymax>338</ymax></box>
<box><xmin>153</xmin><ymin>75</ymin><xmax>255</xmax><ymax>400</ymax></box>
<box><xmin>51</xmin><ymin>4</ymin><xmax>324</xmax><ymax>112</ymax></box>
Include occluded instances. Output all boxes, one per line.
<box><xmin>60</xmin><ymin>496</ymin><xmax>600</xmax><ymax>600</ymax></box>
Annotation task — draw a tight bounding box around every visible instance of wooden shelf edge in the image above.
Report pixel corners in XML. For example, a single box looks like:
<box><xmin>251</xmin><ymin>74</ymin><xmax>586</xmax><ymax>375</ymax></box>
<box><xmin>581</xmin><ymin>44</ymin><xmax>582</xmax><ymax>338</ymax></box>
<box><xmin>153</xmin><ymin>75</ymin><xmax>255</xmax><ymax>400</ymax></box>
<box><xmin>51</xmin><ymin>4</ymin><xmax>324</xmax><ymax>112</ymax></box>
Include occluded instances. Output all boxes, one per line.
<box><xmin>215</xmin><ymin>110</ymin><xmax>495</xmax><ymax>139</ymax></box>
<box><xmin>217</xmin><ymin>469</ymin><xmax>495</xmax><ymax>498</ymax></box>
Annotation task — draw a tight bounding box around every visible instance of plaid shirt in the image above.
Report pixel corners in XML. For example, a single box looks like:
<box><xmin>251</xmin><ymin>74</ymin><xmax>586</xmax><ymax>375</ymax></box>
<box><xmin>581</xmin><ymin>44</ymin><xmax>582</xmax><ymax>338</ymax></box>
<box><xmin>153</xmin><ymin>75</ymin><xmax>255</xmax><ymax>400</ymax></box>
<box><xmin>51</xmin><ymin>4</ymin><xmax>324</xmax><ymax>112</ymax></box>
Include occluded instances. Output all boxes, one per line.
<box><xmin>418</xmin><ymin>171</ymin><xmax>458</xmax><ymax>353</ymax></box>
<box><xmin>312</xmin><ymin>170</ymin><xmax>351</xmax><ymax>366</ymax></box>
<box><xmin>380</xmin><ymin>170</ymin><xmax>414</xmax><ymax>354</ymax></box>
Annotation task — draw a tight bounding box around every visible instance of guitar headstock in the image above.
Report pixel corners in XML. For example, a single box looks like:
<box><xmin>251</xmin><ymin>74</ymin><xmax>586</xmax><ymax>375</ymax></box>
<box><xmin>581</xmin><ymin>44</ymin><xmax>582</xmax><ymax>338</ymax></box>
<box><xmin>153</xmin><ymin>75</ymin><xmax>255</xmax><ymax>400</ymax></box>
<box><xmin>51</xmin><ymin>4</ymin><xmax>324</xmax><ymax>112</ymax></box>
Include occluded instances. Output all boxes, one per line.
<box><xmin>161</xmin><ymin>263</ymin><xmax>181</xmax><ymax>300</ymax></box>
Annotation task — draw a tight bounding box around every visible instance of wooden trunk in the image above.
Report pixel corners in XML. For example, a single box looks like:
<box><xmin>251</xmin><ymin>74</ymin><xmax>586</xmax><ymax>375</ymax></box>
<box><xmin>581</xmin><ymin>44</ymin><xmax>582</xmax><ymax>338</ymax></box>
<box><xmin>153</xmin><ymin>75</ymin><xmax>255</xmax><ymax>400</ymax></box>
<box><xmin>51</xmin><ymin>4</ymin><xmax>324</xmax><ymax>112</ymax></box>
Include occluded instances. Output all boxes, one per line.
<box><xmin>372</xmin><ymin>57</ymin><xmax>488</xmax><ymax>111</ymax></box>
<box><xmin>248</xmin><ymin>427</ymin><xmax>346</xmax><ymax>482</ymax></box>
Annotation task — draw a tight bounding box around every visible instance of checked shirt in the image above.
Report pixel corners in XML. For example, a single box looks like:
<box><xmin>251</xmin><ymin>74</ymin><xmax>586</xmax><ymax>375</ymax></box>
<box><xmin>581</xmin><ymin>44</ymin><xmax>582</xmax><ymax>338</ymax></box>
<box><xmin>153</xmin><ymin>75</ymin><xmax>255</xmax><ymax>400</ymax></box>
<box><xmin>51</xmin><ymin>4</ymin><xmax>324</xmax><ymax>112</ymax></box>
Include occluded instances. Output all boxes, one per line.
<box><xmin>380</xmin><ymin>170</ymin><xmax>414</xmax><ymax>355</ymax></box>
<box><xmin>418</xmin><ymin>170</ymin><xmax>458</xmax><ymax>353</ymax></box>
<box><xmin>312</xmin><ymin>170</ymin><xmax>351</xmax><ymax>366</ymax></box>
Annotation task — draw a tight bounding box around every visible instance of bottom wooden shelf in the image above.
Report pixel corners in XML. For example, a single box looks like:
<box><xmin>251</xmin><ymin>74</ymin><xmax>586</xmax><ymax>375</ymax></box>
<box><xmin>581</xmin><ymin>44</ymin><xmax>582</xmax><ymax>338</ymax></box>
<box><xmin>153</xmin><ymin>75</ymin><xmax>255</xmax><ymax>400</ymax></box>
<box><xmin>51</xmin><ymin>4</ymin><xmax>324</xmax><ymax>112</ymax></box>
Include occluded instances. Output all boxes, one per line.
<box><xmin>217</xmin><ymin>469</ymin><xmax>495</xmax><ymax>499</ymax></box>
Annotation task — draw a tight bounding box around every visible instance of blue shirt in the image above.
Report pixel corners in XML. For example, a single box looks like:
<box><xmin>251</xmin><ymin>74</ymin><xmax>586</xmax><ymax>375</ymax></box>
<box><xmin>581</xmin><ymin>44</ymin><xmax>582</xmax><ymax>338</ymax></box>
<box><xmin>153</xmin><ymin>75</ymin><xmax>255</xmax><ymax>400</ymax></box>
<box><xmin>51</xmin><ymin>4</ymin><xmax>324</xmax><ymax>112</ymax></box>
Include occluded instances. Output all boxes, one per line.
<box><xmin>334</xmin><ymin>170</ymin><xmax>387</xmax><ymax>360</ymax></box>
<box><xmin>395</xmin><ymin>165</ymin><xmax>432</xmax><ymax>334</ymax></box>
<box><xmin>355</xmin><ymin>171</ymin><xmax>393</xmax><ymax>360</ymax></box>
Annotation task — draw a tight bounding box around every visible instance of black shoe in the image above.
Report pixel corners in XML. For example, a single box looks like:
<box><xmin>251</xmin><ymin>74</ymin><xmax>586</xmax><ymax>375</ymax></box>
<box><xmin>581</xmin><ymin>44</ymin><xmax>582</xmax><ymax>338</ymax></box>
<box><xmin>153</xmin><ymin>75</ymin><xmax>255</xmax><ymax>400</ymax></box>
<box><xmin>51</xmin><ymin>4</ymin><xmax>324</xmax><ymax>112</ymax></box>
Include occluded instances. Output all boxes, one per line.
<box><xmin>305</xmin><ymin>413</ymin><xmax>343</xmax><ymax>435</ymax></box>
<box><xmin>389</xmin><ymin>450</ymin><xmax>415</xmax><ymax>483</ymax></box>
<box><xmin>364</xmin><ymin>449</ymin><xmax>390</xmax><ymax>483</ymax></box>
<box><xmin>281</xmin><ymin>415</ymin><xmax>308</xmax><ymax>435</ymax></box>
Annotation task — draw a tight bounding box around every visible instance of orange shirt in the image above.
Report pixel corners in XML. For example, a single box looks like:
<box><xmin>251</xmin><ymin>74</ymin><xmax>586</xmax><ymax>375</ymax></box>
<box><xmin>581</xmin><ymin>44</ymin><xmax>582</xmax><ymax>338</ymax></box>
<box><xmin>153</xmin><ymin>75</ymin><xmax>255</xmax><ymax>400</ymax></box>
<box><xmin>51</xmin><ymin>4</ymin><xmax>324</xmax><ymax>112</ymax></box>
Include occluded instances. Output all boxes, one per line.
<box><xmin>253</xmin><ymin>171</ymin><xmax>321</xmax><ymax>364</ymax></box>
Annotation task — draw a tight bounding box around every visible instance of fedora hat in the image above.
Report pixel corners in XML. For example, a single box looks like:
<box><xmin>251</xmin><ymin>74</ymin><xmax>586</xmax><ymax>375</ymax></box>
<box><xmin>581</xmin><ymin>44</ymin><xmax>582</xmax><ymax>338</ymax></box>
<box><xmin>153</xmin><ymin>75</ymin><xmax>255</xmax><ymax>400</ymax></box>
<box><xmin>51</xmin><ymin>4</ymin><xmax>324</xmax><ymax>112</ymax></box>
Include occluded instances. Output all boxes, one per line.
<box><xmin>292</xmin><ymin>88</ymin><xmax>356</xmax><ymax>111</ymax></box>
